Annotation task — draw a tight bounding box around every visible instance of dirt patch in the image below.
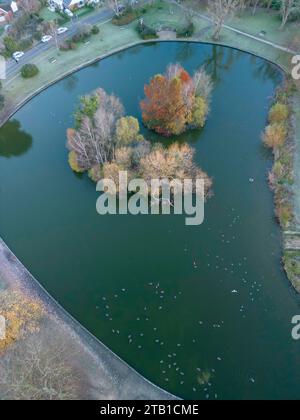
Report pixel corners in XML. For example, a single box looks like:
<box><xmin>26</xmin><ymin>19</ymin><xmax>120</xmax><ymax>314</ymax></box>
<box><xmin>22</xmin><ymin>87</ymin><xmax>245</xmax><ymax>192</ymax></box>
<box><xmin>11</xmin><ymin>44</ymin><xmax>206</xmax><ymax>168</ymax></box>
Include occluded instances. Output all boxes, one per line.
<box><xmin>157</xmin><ymin>30</ymin><xmax>176</xmax><ymax>40</ymax></box>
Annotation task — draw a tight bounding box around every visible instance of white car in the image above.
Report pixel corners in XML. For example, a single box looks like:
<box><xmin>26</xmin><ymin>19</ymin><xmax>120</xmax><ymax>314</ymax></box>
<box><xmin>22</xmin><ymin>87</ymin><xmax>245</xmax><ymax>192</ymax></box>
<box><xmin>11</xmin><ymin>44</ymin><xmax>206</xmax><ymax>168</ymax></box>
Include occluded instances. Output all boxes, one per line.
<box><xmin>117</xmin><ymin>4</ymin><xmax>126</xmax><ymax>12</ymax></box>
<box><xmin>64</xmin><ymin>9</ymin><xmax>73</xmax><ymax>17</ymax></box>
<box><xmin>57</xmin><ymin>27</ymin><xmax>68</xmax><ymax>35</ymax></box>
<box><xmin>12</xmin><ymin>51</ymin><xmax>24</xmax><ymax>61</ymax></box>
<box><xmin>41</xmin><ymin>35</ymin><xmax>53</xmax><ymax>43</ymax></box>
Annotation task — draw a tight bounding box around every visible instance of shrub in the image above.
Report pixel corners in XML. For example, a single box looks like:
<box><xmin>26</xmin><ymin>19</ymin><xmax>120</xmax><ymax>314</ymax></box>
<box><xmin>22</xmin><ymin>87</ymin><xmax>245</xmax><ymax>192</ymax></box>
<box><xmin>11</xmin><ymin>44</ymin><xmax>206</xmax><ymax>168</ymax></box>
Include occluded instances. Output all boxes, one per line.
<box><xmin>72</xmin><ymin>32</ymin><xmax>87</xmax><ymax>43</ymax></box>
<box><xmin>283</xmin><ymin>251</ymin><xmax>300</xmax><ymax>292</ymax></box>
<box><xmin>3</xmin><ymin>36</ymin><xmax>18</xmax><ymax>55</ymax></box>
<box><xmin>192</xmin><ymin>96</ymin><xmax>209</xmax><ymax>128</ymax></box>
<box><xmin>18</xmin><ymin>39</ymin><xmax>33</xmax><ymax>51</ymax></box>
<box><xmin>116</xmin><ymin>116</ymin><xmax>142</xmax><ymax>145</ymax></box>
<box><xmin>68</xmin><ymin>151</ymin><xmax>84</xmax><ymax>173</ymax></box>
<box><xmin>276</xmin><ymin>202</ymin><xmax>293</xmax><ymax>227</ymax></box>
<box><xmin>21</xmin><ymin>64</ymin><xmax>39</xmax><ymax>79</ymax></box>
<box><xmin>33</xmin><ymin>30</ymin><xmax>42</xmax><ymax>41</ymax></box>
<box><xmin>112</xmin><ymin>6</ymin><xmax>142</xmax><ymax>26</ymax></box>
<box><xmin>0</xmin><ymin>290</ymin><xmax>44</xmax><ymax>353</ymax></box>
<box><xmin>177</xmin><ymin>22</ymin><xmax>195</xmax><ymax>38</ymax></box>
<box><xmin>269</xmin><ymin>103</ymin><xmax>289</xmax><ymax>124</ymax></box>
<box><xmin>91</xmin><ymin>25</ymin><xmax>100</xmax><ymax>35</ymax></box>
<box><xmin>71</xmin><ymin>24</ymin><xmax>92</xmax><ymax>43</ymax></box>
<box><xmin>88</xmin><ymin>165</ymin><xmax>102</xmax><ymax>182</ymax></box>
<box><xmin>59</xmin><ymin>41</ymin><xmax>77</xmax><ymax>51</ymax></box>
<box><xmin>263</xmin><ymin>123</ymin><xmax>287</xmax><ymax>149</ymax></box>
<box><xmin>136</xmin><ymin>23</ymin><xmax>158</xmax><ymax>40</ymax></box>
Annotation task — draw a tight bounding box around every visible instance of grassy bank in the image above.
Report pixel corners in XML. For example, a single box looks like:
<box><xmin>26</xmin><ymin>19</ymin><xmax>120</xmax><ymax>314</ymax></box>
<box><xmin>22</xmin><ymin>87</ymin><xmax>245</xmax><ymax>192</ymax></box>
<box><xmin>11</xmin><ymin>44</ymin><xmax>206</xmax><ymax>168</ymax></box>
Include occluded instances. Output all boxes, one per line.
<box><xmin>261</xmin><ymin>78</ymin><xmax>300</xmax><ymax>293</ymax></box>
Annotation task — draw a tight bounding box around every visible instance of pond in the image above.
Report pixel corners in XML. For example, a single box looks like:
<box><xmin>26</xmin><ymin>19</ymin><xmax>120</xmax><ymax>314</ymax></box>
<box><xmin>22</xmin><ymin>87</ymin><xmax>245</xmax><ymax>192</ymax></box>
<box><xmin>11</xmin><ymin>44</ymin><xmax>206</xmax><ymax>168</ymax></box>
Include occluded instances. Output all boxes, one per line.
<box><xmin>0</xmin><ymin>42</ymin><xmax>300</xmax><ymax>400</ymax></box>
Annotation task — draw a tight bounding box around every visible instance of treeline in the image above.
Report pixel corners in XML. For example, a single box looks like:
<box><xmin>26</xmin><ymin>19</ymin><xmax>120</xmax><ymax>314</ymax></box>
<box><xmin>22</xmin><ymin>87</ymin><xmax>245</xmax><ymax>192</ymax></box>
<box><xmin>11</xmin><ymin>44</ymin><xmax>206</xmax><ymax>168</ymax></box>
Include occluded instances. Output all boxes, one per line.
<box><xmin>262</xmin><ymin>79</ymin><xmax>295</xmax><ymax>228</ymax></box>
<box><xmin>0</xmin><ymin>0</ymin><xmax>55</xmax><ymax>57</ymax></box>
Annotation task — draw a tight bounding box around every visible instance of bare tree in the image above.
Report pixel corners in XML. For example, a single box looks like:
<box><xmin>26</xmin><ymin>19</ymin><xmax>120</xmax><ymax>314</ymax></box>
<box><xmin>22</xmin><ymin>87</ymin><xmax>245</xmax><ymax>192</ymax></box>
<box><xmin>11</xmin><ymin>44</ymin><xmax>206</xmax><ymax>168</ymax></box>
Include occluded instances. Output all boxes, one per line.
<box><xmin>280</xmin><ymin>0</ymin><xmax>299</xmax><ymax>28</ymax></box>
<box><xmin>207</xmin><ymin>0</ymin><xmax>241</xmax><ymax>40</ymax></box>
<box><xmin>19</xmin><ymin>0</ymin><xmax>41</xmax><ymax>15</ymax></box>
<box><xmin>67</xmin><ymin>88</ymin><xmax>124</xmax><ymax>170</ymax></box>
<box><xmin>251</xmin><ymin>0</ymin><xmax>261</xmax><ymax>15</ymax></box>
<box><xmin>105</xmin><ymin>0</ymin><xmax>121</xmax><ymax>16</ymax></box>
<box><xmin>183</xmin><ymin>0</ymin><xmax>196</xmax><ymax>22</ymax></box>
<box><xmin>48</xmin><ymin>21</ymin><xmax>59</xmax><ymax>50</ymax></box>
<box><xmin>0</xmin><ymin>330</ymin><xmax>83</xmax><ymax>400</ymax></box>
<box><xmin>193</xmin><ymin>68</ymin><xmax>213</xmax><ymax>101</ymax></box>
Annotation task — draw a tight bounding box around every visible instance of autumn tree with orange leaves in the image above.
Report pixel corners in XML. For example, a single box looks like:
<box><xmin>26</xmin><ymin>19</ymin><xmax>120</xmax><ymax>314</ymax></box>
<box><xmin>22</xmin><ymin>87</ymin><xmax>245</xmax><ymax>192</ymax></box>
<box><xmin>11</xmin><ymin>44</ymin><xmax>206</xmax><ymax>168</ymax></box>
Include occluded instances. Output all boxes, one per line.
<box><xmin>141</xmin><ymin>64</ymin><xmax>212</xmax><ymax>136</ymax></box>
<box><xmin>66</xmin><ymin>85</ymin><xmax>213</xmax><ymax>198</ymax></box>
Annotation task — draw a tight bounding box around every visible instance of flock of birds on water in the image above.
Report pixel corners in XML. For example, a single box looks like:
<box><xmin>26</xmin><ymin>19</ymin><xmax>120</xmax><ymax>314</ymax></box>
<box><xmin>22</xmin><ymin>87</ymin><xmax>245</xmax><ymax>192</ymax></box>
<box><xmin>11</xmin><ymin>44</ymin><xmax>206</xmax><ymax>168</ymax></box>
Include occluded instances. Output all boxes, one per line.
<box><xmin>91</xmin><ymin>207</ymin><xmax>277</xmax><ymax>400</ymax></box>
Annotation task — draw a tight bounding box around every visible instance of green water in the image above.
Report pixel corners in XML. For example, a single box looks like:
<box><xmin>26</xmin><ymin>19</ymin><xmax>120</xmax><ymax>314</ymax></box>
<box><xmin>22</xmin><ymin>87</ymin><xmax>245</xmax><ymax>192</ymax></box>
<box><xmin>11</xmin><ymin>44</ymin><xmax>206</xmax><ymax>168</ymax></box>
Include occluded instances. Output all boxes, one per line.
<box><xmin>1</xmin><ymin>42</ymin><xmax>300</xmax><ymax>400</ymax></box>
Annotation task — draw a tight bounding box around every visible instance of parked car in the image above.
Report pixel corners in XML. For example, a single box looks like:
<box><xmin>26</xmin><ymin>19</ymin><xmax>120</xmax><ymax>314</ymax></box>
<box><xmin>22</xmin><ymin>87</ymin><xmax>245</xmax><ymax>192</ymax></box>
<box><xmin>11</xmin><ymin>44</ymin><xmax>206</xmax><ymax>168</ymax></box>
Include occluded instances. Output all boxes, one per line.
<box><xmin>41</xmin><ymin>35</ymin><xmax>53</xmax><ymax>43</ymax></box>
<box><xmin>117</xmin><ymin>4</ymin><xmax>126</xmax><ymax>12</ymax></box>
<box><xmin>57</xmin><ymin>27</ymin><xmax>68</xmax><ymax>35</ymax></box>
<box><xmin>64</xmin><ymin>9</ymin><xmax>74</xmax><ymax>17</ymax></box>
<box><xmin>12</xmin><ymin>51</ymin><xmax>24</xmax><ymax>61</ymax></box>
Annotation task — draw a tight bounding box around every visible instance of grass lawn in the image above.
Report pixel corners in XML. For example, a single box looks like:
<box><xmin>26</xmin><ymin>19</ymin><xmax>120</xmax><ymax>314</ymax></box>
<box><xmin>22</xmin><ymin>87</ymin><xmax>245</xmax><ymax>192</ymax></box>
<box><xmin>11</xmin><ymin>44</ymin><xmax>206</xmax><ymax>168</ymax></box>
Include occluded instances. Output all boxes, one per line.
<box><xmin>183</xmin><ymin>1</ymin><xmax>299</xmax><ymax>50</ymax></box>
<box><xmin>143</xmin><ymin>0</ymin><xmax>184</xmax><ymax>31</ymax></box>
<box><xmin>195</xmin><ymin>24</ymin><xmax>292</xmax><ymax>71</ymax></box>
<box><xmin>230</xmin><ymin>9</ymin><xmax>299</xmax><ymax>49</ymax></box>
<box><xmin>39</xmin><ymin>7</ymin><xmax>61</xmax><ymax>22</ymax></box>
<box><xmin>73</xmin><ymin>5</ymin><xmax>95</xmax><ymax>19</ymax></box>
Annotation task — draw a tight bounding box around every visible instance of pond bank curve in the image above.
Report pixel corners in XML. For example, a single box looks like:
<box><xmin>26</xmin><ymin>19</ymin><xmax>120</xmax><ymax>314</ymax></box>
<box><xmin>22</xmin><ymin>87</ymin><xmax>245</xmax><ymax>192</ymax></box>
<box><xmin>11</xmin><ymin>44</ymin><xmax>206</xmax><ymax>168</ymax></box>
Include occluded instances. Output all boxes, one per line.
<box><xmin>2</xmin><ymin>40</ymin><xmax>298</xmax><ymax>398</ymax></box>
<box><xmin>0</xmin><ymin>238</ymin><xmax>179</xmax><ymax>399</ymax></box>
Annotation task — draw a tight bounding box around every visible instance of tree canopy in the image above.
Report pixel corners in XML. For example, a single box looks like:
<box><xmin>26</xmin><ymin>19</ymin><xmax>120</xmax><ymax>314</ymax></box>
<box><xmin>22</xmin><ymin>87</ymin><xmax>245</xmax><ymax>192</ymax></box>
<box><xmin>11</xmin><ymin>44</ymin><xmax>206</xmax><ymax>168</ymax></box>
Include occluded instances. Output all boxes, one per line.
<box><xmin>66</xmin><ymin>86</ymin><xmax>212</xmax><ymax>198</ymax></box>
<box><xmin>140</xmin><ymin>64</ymin><xmax>213</xmax><ymax>136</ymax></box>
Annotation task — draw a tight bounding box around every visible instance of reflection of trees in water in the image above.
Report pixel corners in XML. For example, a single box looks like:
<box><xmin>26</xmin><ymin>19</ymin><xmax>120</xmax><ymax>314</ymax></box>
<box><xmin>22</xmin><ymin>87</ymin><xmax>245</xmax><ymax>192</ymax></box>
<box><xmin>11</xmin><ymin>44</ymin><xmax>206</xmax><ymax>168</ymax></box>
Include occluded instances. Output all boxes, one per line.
<box><xmin>90</xmin><ymin>60</ymin><xmax>100</xmax><ymax>69</ymax></box>
<box><xmin>250</xmin><ymin>55</ymin><xmax>281</xmax><ymax>84</ymax></box>
<box><xmin>117</xmin><ymin>43</ymin><xmax>160</xmax><ymax>61</ymax></box>
<box><xmin>0</xmin><ymin>120</ymin><xmax>32</xmax><ymax>158</ymax></box>
<box><xmin>147</xmin><ymin>124</ymin><xmax>203</xmax><ymax>147</ymax></box>
<box><xmin>62</xmin><ymin>74</ymin><xmax>79</xmax><ymax>93</ymax></box>
<box><xmin>175</xmin><ymin>43</ymin><xmax>196</xmax><ymax>62</ymax></box>
<box><xmin>201</xmin><ymin>45</ymin><xmax>239</xmax><ymax>84</ymax></box>
<box><xmin>199</xmin><ymin>45</ymin><xmax>280</xmax><ymax>86</ymax></box>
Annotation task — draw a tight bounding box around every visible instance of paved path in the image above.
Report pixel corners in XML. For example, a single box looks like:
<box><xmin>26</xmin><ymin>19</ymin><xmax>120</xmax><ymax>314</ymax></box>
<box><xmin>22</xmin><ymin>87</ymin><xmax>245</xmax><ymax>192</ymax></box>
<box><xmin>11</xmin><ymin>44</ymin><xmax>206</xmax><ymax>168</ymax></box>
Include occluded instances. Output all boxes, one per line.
<box><xmin>284</xmin><ymin>232</ymin><xmax>300</xmax><ymax>250</ymax></box>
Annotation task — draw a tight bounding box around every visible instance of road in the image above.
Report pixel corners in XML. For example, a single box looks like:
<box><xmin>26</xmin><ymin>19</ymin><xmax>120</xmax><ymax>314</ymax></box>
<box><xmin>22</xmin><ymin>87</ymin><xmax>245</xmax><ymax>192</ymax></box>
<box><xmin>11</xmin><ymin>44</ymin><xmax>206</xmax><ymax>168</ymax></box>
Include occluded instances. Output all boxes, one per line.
<box><xmin>5</xmin><ymin>2</ymin><xmax>297</xmax><ymax>82</ymax></box>
<box><xmin>5</xmin><ymin>7</ymin><xmax>114</xmax><ymax>81</ymax></box>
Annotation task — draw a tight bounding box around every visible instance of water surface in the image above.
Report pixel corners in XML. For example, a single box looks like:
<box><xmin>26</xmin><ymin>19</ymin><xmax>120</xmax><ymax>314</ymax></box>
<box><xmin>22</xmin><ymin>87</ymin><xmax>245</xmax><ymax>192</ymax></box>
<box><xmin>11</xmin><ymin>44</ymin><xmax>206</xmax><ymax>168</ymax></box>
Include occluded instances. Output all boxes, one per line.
<box><xmin>1</xmin><ymin>42</ymin><xmax>300</xmax><ymax>400</ymax></box>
